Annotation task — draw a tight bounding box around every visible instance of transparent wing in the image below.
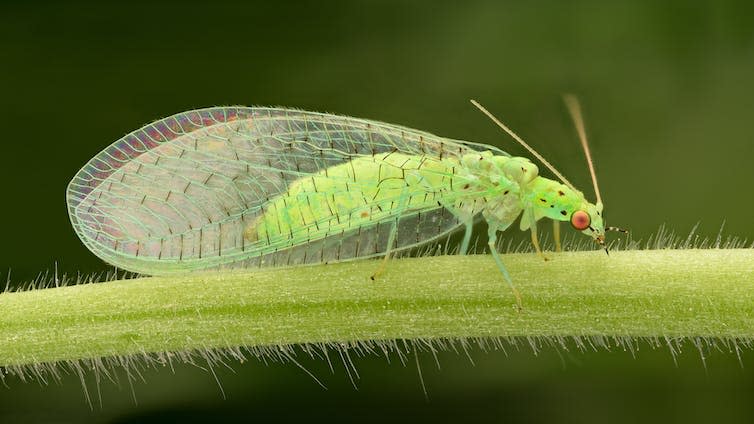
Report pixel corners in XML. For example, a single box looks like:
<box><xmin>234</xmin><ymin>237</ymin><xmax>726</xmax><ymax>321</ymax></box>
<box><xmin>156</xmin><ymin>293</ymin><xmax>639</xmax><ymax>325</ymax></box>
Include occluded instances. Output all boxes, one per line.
<box><xmin>67</xmin><ymin>107</ymin><xmax>508</xmax><ymax>275</ymax></box>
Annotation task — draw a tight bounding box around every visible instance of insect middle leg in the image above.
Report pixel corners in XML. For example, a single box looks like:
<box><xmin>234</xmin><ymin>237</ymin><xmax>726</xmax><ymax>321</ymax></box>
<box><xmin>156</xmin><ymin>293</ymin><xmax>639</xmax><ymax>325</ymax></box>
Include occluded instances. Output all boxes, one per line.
<box><xmin>459</xmin><ymin>219</ymin><xmax>474</xmax><ymax>255</ymax></box>
<box><xmin>487</xmin><ymin>225</ymin><xmax>523</xmax><ymax>310</ymax></box>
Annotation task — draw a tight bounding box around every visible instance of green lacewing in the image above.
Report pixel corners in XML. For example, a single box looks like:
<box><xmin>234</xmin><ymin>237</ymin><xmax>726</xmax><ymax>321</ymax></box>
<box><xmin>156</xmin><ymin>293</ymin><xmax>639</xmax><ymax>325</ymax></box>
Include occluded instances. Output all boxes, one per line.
<box><xmin>67</xmin><ymin>100</ymin><xmax>625</xmax><ymax>307</ymax></box>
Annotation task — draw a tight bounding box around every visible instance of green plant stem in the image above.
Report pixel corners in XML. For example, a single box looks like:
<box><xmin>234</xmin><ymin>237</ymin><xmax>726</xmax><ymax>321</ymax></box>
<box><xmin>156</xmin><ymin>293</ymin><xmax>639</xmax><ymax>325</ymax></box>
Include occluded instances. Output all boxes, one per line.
<box><xmin>1</xmin><ymin>249</ymin><xmax>753</xmax><ymax>367</ymax></box>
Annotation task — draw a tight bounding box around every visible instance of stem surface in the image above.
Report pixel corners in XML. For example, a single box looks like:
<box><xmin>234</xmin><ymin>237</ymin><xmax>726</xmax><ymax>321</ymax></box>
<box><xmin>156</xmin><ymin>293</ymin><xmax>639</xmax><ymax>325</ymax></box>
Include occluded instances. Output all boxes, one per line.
<box><xmin>1</xmin><ymin>249</ymin><xmax>752</xmax><ymax>367</ymax></box>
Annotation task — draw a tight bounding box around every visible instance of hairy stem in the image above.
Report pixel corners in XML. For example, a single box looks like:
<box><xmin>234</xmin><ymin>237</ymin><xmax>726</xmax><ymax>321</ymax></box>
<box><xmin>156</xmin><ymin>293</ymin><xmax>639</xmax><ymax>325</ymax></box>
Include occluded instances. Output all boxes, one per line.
<box><xmin>1</xmin><ymin>249</ymin><xmax>752</xmax><ymax>367</ymax></box>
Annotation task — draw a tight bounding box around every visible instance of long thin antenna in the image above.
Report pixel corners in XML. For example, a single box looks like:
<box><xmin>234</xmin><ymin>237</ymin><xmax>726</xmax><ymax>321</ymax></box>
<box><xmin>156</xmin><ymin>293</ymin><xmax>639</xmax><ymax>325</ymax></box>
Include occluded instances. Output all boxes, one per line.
<box><xmin>563</xmin><ymin>94</ymin><xmax>602</xmax><ymax>205</ymax></box>
<box><xmin>470</xmin><ymin>100</ymin><xmax>576</xmax><ymax>191</ymax></box>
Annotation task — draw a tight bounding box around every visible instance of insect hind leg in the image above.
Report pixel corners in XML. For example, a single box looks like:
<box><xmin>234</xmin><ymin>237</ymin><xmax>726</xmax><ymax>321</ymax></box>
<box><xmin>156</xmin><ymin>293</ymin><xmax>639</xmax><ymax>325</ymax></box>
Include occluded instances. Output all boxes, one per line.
<box><xmin>370</xmin><ymin>188</ymin><xmax>412</xmax><ymax>281</ymax></box>
<box><xmin>370</xmin><ymin>219</ymin><xmax>399</xmax><ymax>280</ymax></box>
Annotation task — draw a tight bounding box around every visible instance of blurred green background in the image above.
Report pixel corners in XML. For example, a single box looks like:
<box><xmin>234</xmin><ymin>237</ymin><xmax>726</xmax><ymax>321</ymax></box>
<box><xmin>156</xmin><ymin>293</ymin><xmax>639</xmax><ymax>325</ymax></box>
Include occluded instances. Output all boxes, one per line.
<box><xmin>1</xmin><ymin>0</ymin><xmax>753</xmax><ymax>422</ymax></box>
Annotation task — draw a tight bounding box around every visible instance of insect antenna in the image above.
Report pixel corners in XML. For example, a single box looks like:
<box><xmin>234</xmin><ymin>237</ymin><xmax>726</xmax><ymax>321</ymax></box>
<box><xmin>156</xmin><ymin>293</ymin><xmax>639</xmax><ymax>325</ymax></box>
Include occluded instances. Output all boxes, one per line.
<box><xmin>563</xmin><ymin>94</ymin><xmax>602</xmax><ymax>205</ymax></box>
<box><xmin>470</xmin><ymin>99</ymin><xmax>577</xmax><ymax>192</ymax></box>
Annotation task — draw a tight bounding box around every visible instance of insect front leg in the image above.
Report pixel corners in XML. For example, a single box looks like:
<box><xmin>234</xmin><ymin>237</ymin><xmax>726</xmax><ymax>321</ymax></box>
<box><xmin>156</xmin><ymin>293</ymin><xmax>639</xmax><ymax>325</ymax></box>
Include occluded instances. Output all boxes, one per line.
<box><xmin>527</xmin><ymin>208</ymin><xmax>550</xmax><ymax>261</ymax></box>
<box><xmin>486</xmin><ymin>222</ymin><xmax>523</xmax><ymax>310</ymax></box>
<box><xmin>553</xmin><ymin>220</ymin><xmax>562</xmax><ymax>252</ymax></box>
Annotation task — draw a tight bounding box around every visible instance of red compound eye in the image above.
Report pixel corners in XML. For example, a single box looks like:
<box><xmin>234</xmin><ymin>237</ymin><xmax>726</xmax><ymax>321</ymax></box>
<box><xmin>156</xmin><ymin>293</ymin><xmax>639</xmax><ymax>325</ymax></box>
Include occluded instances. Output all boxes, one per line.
<box><xmin>570</xmin><ymin>210</ymin><xmax>591</xmax><ymax>231</ymax></box>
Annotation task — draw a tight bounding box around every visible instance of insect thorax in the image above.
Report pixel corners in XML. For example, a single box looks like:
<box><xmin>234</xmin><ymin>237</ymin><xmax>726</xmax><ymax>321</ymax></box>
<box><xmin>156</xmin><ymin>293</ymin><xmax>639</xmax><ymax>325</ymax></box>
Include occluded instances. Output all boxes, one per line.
<box><xmin>449</xmin><ymin>152</ymin><xmax>539</xmax><ymax>224</ymax></box>
<box><xmin>451</xmin><ymin>152</ymin><xmax>597</xmax><ymax>235</ymax></box>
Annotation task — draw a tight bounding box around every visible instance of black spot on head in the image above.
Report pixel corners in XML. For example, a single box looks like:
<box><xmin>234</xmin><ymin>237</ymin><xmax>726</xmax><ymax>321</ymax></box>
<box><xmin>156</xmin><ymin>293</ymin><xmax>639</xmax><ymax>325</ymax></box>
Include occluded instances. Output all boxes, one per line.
<box><xmin>463</xmin><ymin>183</ymin><xmax>470</xmax><ymax>189</ymax></box>
<box><xmin>550</xmin><ymin>205</ymin><xmax>554</xmax><ymax>208</ymax></box>
<box><xmin>558</xmin><ymin>190</ymin><xmax>565</xmax><ymax>196</ymax></box>
<box><xmin>503</xmin><ymin>190</ymin><xmax>509</xmax><ymax>195</ymax></box>
<box><xmin>539</xmin><ymin>198</ymin><xmax>547</xmax><ymax>203</ymax></box>
<box><xmin>560</xmin><ymin>210</ymin><xmax>567</xmax><ymax>216</ymax></box>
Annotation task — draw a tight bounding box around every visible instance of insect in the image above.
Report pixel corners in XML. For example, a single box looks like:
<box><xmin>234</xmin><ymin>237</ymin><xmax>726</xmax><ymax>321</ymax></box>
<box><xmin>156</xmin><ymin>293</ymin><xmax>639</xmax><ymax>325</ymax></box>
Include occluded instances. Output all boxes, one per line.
<box><xmin>67</xmin><ymin>98</ymin><xmax>625</xmax><ymax>308</ymax></box>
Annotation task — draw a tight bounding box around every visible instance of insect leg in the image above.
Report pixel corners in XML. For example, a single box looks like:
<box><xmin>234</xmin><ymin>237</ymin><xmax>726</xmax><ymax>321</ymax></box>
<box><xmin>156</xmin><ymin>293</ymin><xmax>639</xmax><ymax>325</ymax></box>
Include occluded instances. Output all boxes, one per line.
<box><xmin>553</xmin><ymin>220</ymin><xmax>562</xmax><ymax>252</ymax></box>
<box><xmin>459</xmin><ymin>220</ymin><xmax>474</xmax><ymax>255</ymax></box>
<box><xmin>487</xmin><ymin>226</ymin><xmax>523</xmax><ymax>310</ymax></box>
<box><xmin>527</xmin><ymin>209</ymin><xmax>550</xmax><ymax>261</ymax></box>
<box><xmin>441</xmin><ymin>202</ymin><xmax>474</xmax><ymax>255</ymax></box>
<box><xmin>370</xmin><ymin>224</ymin><xmax>397</xmax><ymax>280</ymax></box>
<box><xmin>370</xmin><ymin>188</ymin><xmax>411</xmax><ymax>280</ymax></box>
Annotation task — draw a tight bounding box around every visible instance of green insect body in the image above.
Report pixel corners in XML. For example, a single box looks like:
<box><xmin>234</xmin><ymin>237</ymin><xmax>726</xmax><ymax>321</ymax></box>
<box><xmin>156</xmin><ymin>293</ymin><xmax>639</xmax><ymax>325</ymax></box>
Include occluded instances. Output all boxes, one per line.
<box><xmin>247</xmin><ymin>150</ymin><xmax>600</xmax><ymax>259</ymax></box>
<box><xmin>68</xmin><ymin>103</ymin><xmax>619</xmax><ymax>307</ymax></box>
